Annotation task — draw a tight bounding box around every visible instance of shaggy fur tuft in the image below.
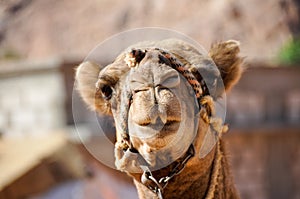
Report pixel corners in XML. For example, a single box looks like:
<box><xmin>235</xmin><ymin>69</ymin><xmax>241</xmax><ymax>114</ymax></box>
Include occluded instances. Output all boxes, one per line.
<box><xmin>75</xmin><ymin>61</ymin><xmax>105</xmax><ymax>113</ymax></box>
<box><xmin>209</xmin><ymin>40</ymin><xmax>243</xmax><ymax>91</ymax></box>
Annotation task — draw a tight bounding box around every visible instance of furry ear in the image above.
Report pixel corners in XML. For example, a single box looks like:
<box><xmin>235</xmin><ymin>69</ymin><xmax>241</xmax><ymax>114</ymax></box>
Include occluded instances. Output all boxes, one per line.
<box><xmin>75</xmin><ymin>61</ymin><xmax>106</xmax><ymax>113</ymax></box>
<box><xmin>208</xmin><ymin>40</ymin><xmax>243</xmax><ymax>91</ymax></box>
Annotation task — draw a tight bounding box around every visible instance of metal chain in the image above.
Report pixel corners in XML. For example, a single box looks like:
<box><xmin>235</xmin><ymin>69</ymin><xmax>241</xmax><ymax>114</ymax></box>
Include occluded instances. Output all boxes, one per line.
<box><xmin>141</xmin><ymin>145</ymin><xmax>195</xmax><ymax>199</ymax></box>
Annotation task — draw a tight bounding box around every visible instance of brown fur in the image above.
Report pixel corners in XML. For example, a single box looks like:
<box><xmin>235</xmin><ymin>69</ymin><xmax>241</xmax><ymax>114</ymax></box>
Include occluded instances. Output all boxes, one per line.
<box><xmin>75</xmin><ymin>39</ymin><xmax>243</xmax><ymax>199</ymax></box>
<box><xmin>208</xmin><ymin>40</ymin><xmax>243</xmax><ymax>91</ymax></box>
<box><xmin>75</xmin><ymin>62</ymin><xmax>102</xmax><ymax>111</ymax></box>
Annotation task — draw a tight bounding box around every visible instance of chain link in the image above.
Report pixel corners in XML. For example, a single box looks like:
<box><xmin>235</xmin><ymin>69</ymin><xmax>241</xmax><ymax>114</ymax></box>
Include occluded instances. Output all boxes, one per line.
<box><xmin>141</xmin><ymin>145</ymin><xmax>195</xmax><ymax>199</ymax></box>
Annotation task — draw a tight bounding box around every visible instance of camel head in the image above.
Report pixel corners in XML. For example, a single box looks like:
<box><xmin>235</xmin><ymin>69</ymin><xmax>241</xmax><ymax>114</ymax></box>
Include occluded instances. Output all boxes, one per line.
<box><xmin>75</xmin><ymin>39</ymin><xmax>242</xmax><ymax>195</ymax></box>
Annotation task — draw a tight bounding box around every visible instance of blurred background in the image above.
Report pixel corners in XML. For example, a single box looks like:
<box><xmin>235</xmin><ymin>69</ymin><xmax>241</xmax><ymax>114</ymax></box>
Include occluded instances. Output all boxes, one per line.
<box><xmin>0</xmin><ymin>0</ymin><xmax>299</xmax><ymax>199</ymax></box>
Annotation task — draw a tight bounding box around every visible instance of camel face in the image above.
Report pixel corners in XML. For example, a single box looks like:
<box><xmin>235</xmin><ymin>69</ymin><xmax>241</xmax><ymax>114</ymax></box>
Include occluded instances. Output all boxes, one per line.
<box><xmin>75</xmin><ymin>38</ymin><xmax>243</xmax><ymax>199</ymax></box>
<box><xmin>93</xmin><ymin>48</ymin><xmax>200</xmax><ymax>169</ymax></box>
<box><xmin>125</xmin><ymin>50</ymin><xmax>199</xmax><ymax>167</ymax></box>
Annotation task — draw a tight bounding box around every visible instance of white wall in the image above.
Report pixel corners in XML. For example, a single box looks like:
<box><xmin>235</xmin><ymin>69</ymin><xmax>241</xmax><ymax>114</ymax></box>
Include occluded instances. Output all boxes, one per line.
<box><xmin>0</xmin><ymin>62</ymin><xmax>66</xmax><ymax>138</ymax></box>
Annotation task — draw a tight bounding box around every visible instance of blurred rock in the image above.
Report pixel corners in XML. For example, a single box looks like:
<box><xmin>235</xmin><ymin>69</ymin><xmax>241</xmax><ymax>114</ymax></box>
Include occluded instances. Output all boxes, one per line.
<box><xmin>0</xmin><ymin>0</ymin><xmax>298</xmax><ymax>63</ymax></box>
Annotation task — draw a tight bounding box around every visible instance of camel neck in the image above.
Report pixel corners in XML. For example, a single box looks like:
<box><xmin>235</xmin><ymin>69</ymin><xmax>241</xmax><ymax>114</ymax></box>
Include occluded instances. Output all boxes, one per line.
<box><xmin>162</xmin><ymin>142</ymin><xmax>220</xmax><ymax>199</ymax></box>
<box><xmin>133</xmin><ymin>141</ymin><xmax>239</xmax><ymax>199</ymax></box>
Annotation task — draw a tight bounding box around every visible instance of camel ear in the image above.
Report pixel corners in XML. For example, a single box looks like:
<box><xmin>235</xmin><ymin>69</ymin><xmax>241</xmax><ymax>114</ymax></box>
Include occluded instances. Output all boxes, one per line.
<box><xmin>208</xmin><ymin>40</ymin><xmax>243</xmax><ymax>91</ymax></box>
<box><xmin>75</xmin><ymin>61</ymin><xmax>108</xmax><ymax>113</ymax></box>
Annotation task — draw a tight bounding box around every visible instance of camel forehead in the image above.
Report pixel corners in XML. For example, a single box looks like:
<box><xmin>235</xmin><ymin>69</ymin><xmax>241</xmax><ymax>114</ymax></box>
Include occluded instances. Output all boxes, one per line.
<box><xmin>128</xmin><ymin>54</ymin><xmax>181</xmax><ymax>89</ymax></box>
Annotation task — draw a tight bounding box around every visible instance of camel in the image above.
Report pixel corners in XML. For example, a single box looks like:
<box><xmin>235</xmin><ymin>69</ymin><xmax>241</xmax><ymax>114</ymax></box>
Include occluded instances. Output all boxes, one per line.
<box><xmin>75</xmin><ymin>38</ymin><xmax>242</xmax><ymax>199</ymax></box>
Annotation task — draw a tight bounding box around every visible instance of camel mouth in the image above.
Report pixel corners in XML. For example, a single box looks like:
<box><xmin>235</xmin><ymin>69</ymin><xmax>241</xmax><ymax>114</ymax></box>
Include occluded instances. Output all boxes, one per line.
<box><xmin>138</xmin><ymin>117</ymin><xmax>180</xmax><ymax>129</ymax></box>
<box><xmin>130</xmin><ymin>117</ymin><xmax>181</xmax><ymax>140</ymax></box>
<box><xmin>138</xmin><ymin>119</ymin><xmax>180</xmax><ymax>127</ymax></box>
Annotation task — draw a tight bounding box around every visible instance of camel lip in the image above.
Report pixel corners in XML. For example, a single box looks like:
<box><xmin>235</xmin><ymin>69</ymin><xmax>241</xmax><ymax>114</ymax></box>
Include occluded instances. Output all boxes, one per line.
<box><xmin>139</xmin><ymin>121</ymin><xmax>180</xmax><ymax>130</ymax></box>
<box><xmin>129</xmin><ymin>119</ymin><xmax>180</xmax><ymax>139</ymax></box>
<box><xmin>138</xmin><ymin>119</ymin><xmax>180</xmax><ymax>127</ymax></box>
<box><xmin>137</xmin><ymin>117</ymin><xmax>181</xmax><ymax>127</ymax></box>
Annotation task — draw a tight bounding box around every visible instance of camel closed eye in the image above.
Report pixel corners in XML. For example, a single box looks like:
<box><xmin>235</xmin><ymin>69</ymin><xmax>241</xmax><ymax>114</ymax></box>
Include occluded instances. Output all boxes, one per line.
<box><xmin>154</xmin><ymin>69</ymin><xmax>180</xmax><ymax>89</ymax></box>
